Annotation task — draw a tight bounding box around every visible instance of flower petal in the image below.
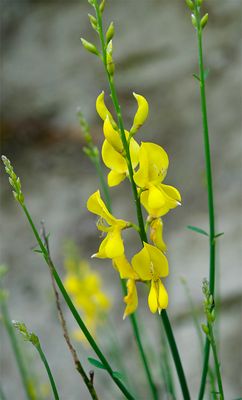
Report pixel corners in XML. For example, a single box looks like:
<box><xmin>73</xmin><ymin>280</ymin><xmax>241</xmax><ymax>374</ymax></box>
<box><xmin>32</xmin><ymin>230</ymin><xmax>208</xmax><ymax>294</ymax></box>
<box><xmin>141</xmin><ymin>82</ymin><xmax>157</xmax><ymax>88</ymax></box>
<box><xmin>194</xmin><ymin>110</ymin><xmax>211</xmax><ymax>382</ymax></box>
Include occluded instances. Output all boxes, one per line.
<box><xmin>148</xmin><ymin>280</ymin><xmax>158</xmax><ymax>313</ymax></box>
<box><xmin>143</xmin><ymin>242</ymin><xmax>169</xmax><ymax>279</ymax></box>
<box><xmin>129</xmin><ymin>137</ymin><xmax>140</xmax><ymax>169</ymax></box>
<box><xmin>150</xmin><ymin>218</ymin><xmax>167</xmax><ymax>253</ymax></box>
<box><xmin>148</xmin><ymin>184</ymin><xmax>166</xmax><ymax>209</ymax></box>
<box><xmin>87</xmin><ymin>190</ymin><xmax>116</xmax><ymax>226</ymax></box>
<box><xmin>103</xmin><ymin>116</ymin><xmax>123</xmax><ymax>153</ymax></box>
<box><xmin>96</xmin><ymin>91</ymin><xmax>115</xmax><ymax>124</ymax></box>
<box><xmin>123</xmin><ymin>279</ymin><xmax>138</xmax><ymax>319</ymax></box>
<box><xmin>102</xmin><ymin>140</ymin><xmax>127</xmax><ymax>173</ymax></box>
<box><xmin>160</xmin><ymin>184</ymin><xmax>181</xmax><ymax>207</ymax></box>
<box><xmin>133</xmin><ymin>143</ymin><xmax>149</xmax><ymax>187</ymax></box>
<box><xmin>104</xmin><ymin>229</ymin><xmax>125</xmax><ymax>258</ymax></box>
<box><xmin>113</xmin><ymin>254</ymin><xmax>137</xmax><ymax>279</ymax></box>
<box><xmin>131</xmin><ymin>245</ymin><xmax>152</xmax><ymax>281</ymax></box>
<box><xmin>107</xmin><ymin>170</ymin><xmax>126</xmax><ymax>187</ymax></box>
<box><xmin>158</xmin><ymin>280</ymin><xmax>169</xmax><ymax>310</ymax></box>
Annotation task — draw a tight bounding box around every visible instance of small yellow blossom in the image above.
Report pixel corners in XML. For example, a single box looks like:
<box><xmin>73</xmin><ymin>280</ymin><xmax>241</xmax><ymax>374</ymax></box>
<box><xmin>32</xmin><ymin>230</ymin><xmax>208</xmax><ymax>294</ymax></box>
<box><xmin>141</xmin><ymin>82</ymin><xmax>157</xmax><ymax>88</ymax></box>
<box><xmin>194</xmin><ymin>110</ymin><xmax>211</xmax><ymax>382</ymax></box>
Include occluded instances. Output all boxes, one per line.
<box><xmin>134</xmin><ymin>142</ymin><xmax>181</xmax><ymax>217</ymax></box>
<box><xmin>132</xmin><ymin>243</ymin><xmax>169</xmax><ymax>314</ymax></box>
<box><xmin>130</xmin><ymin>93</ymin><xmax>149</xmax><ymax>135</ymax></box>
<box><xmin>123</xmin><ymin>279</ymin><xmax>138</xmax><ymax>319</ymax></box>
<box><xmin>87</xmin><ymin>190</ymin><xmax>130</xmax><ymax>258</ymax></box>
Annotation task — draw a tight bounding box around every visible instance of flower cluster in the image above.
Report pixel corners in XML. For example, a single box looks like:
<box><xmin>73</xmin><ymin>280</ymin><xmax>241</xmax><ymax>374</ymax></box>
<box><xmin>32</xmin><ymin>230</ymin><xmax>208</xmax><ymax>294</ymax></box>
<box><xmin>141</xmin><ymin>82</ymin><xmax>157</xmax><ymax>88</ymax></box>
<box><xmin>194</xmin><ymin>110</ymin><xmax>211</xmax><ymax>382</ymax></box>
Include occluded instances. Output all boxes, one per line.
<box><xmin>63</xmin><ymin>246</ymin><xmax>111</xmax><ymax>341</ymax></box>
<box><xmin>87</xmin><ymin>93</ymin><xmax>181</xmax><ymax>318</ymax></box>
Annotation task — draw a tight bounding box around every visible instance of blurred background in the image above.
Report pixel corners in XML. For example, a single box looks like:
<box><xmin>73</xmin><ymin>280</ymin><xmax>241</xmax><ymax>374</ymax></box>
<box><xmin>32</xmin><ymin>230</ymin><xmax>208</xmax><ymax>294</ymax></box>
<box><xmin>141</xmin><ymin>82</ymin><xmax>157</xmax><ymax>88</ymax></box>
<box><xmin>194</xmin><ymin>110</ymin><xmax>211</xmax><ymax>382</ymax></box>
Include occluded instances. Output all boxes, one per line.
<box><xmin>0</xmin><ymin>0</ymin><xmax>241</xmax><ymax>399</ymax></box>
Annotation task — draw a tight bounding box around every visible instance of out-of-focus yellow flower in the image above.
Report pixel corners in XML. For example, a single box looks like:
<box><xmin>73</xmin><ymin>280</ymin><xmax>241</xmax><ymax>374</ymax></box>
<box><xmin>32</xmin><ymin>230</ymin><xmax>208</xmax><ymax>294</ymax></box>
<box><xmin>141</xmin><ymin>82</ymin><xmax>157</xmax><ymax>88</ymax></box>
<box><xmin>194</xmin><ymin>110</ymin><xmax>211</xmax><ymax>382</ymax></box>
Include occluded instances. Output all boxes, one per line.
<box><xmin>123</xmin><ymin>279</ymin><xmax>138</xmax><ymax>319</ymax></box>
<box><xmin>63</xmin><ymin>247</ymin><xmax>111</xmax><ymax>342</ymax></box>
<box><xmin>87</xmin><ymin>190</ymin><xmax>130</xmax><ymax>258</ymax></box>
<box><xmin>132</xmin><ymin>243</ymin><xmax>169</xmax><ymax>314</ymax></box>
<box><xmin>149</xmin><ymin>218</ymin><xmax>167</xmax><ymax>253</ymax></box>
<box><xmin>134</xmin><ymin>142</ymin><xmax>181</xmax><ymax>217</ymax></box>
<box><xmin>130</xmin><ymin>93</ymin><xmax>149</xmax><ymax>135</ymax></box>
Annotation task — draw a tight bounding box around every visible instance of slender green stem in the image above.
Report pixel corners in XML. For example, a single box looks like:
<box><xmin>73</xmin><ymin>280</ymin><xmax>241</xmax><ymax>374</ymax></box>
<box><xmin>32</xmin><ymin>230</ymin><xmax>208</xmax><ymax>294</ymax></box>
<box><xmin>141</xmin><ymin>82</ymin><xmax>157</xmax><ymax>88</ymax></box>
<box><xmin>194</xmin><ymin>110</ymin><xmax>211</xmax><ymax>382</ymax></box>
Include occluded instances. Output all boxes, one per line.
<box><xmin>161</xmin><ymin>311</ymin><xmax>190</xmax><ymax>400</ymax></box>
<box><xmin>36</xmin><ymin>345</ymin><xmax>59</xmax><ymax>400</ymax></box>
<box><xmin>208</xmin><ymin>327</ymin><xmax>224</xmax><ymax>400</ymax></box>
<box><xmin>1</xmin><ymin>302</ymin><xmax>33</xmax><ymax>400</ymax></box>
<box><xmin>21</xmin><ymin>204</ymin><xmax>134</xmax><ymax>400</ymax></box>
<box><xmin>160</xmin><ymin>326</ymin><xmax>176</xmax><ymax>399</ymax></box>
<box><xmin>193</xmin><ymin>4</ymin><xmax>216</xmax><ymax>399</ymax></box>
<box><xmin>92</xmin><ymin>2</ymin><xmax>191</xmax><ymax>398</ymax></box>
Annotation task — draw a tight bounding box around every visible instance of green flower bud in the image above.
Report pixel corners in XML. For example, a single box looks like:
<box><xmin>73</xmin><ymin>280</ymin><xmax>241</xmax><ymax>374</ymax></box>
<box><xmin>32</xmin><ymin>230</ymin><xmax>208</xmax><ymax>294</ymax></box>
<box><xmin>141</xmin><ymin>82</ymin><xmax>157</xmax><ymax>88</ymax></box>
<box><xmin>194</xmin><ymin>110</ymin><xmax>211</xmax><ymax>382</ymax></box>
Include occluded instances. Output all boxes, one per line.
<box><xmin>99</xmin><ymin>0</ymin><xmax>106</xmax><ymax>14</ymax></box>
<box><xmin>201</xmin><ymin>323</ymin><xmax>209</xmax><ymax>335</ymax></box>
<box><xmin>106</xmin><ymin>22</ymin><xmax>114</xmax><ymax>44</ymax></box>
<box><xmin>88</xmin><ymin>14</ymin><xmax>98</xmax><ymax>31</ymax></box>
<box><xmin>2</xmin><ymin>155</ymin><xmax>25</xmax><ymax>205</ymax></box>
<box><xmin>81</xmin><ymin>38</ymin><xmax>99</xmax><ymax>56</ymax></box>
<box><xmin>191</xmin><ymin>14</ymin><xmax>197</xmax><ymax>28</ymax></box>
<box><xmin>197</xmin><ymin>0</ymin><xmax>203</xmax><ymax>6</ymax></box>
<box><xmin>107</xmin><ymin>52</ymin><xmax>115</xmax><ymax>76</ymax></box>
<box><xmin>201</xmin><ymin>13</ymin><xmax>208</xmax><ymax>29</ymax></box>
<box><xmin>185</xmin><ymin>0</ymin><xmax>194</xmax><ymax>10</ymax></box>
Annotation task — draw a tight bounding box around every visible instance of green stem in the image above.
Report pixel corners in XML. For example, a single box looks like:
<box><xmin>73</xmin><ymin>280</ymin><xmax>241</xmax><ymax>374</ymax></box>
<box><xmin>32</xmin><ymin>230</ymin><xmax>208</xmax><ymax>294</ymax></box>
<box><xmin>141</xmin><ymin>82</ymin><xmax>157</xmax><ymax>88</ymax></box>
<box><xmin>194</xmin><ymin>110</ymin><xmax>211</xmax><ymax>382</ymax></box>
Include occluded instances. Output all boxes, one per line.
<box><xmin>36</xmin><ymin>345</ymin><xmax>59</xmax><ymax>400</ymax></box>
<box><xmin>21</xmin><ymin>204</ymin><xmax>134</xmax><ymax>400</ymax></box>
<box><xmin>161</xmin><ymin>311</ymin><xmax>190</xmax><ymax>400</ymax></box>
<box><xmin>1</xmin><ymin>302</ymin><xmax>33</xmax><ymax>400</ymax></box>
<box><xmin>208</xmin><ymin>328</ymin><xmax>224</xmax><ymax>400</ymax></box>
<box><xmin>193</xmin><ymin>4</ymin><xmax>216</xmax><ymax>399</ymax></box>
<box><xmin>160</xmin><ymin>326</ymin><xmax>176</xmax><ymax>399</ymax></box>
<box><xmin>92</xmin><ymin>2</ymin><xmax>191</xmax><ymax>399</ymax></box>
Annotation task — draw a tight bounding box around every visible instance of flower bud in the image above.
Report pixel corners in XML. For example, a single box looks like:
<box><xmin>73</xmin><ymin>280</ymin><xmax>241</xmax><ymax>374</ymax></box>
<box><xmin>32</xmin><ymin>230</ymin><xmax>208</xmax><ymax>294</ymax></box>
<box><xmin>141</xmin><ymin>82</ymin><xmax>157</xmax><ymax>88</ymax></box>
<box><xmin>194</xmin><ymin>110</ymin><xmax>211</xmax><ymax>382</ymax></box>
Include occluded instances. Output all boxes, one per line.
<box><xmin>107</xmin><ymin>52</ymin><xmax>115</xmax><ymax>76</ymax></box>
<box><xmin>191</xmin><ymin>14</ymin><xmax>197</xmax><ymax>28</ymax></box>
<box><xmin>96</xmin><ymin>91</ymin><xmax>114</xmax><ymax>123</ymax></box>
<box><xmin>201</xmin><ymin>324</ymin><xmax>209</xmax><ymax>335</ymax></box>
<box><xmin>106</xmin><ymin>22</ymin><xmax>114</xmax><ymax>44</ymax></box>
<box><xmin>185</xmin><ymin>0</ymin><xmax>194</xmax><ymax>10</ymax></box>
<box><xmin>201</xmin><ymin>13</ymin><xmax>208</xmax><ymax>29</ymax></box>
<box><xmin>99</xmin><ymin>0</ymin><xmax>106</xmax><ymax>14</ymax></box>
<box><xmin>81</xmin><ymin>38</ymin><xmax>99</xmax><ymax>56</ymax></box>
<box><xmin>88</xmin><ymin>14</ymin><xmax>98</xmax><ymax>31</ymax></box>
<box><xmin>130</xmin><ymin>93</ymin><xmax>149</xmax><ymax>134</ymax></box>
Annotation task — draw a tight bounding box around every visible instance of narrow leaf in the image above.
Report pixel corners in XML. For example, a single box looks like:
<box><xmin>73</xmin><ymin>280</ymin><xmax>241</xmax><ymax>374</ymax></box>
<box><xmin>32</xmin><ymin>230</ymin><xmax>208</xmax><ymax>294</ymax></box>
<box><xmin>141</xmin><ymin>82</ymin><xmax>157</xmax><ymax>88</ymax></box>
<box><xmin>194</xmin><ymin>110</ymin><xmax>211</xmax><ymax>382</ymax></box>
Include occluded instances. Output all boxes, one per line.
<box><xmin>88</xmin><ymin>357</ymin><xmax>106</xmax><ymax>370</ymax></box>
<box><xmin>214</xmin><ymin>232</ymin><xmax>224</xmax><ymax>238</ymax></box>
<box><xmin>187</xmin><ymin>225</ymin><xmax>209</xmax><ymax>236</ymax></box>
<box><xmin>193</xmin><ymin>73</ymin><xmax>200</xmax><ymax>81</ymax></box>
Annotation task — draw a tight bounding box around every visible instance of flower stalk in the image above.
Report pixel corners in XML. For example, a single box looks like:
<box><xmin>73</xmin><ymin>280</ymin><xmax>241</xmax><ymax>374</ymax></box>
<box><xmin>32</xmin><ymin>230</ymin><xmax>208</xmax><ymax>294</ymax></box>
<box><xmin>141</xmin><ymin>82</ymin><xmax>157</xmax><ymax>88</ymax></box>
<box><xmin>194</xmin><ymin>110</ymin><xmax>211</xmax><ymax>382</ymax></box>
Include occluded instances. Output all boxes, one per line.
<box><xmin>188</xmin><ymin>1</ymin><xmax>217</xmax><ymax>398</ymax></box>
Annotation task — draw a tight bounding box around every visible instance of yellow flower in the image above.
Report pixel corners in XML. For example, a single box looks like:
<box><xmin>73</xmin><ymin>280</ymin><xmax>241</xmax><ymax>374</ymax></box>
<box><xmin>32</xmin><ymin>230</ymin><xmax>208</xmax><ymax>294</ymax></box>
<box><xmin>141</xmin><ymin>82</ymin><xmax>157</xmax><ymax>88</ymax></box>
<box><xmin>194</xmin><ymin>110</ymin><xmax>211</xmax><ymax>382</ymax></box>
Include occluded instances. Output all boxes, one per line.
<box><xmin>130</xmin><ymin>93</ymin><xmax>149</xmax><ymax>135</ymax></box>
<box><xmin>87</xmin><ymin>190</ymin><xmax>130</xmax><ymax>258</ymax></box>
<box><xmin>123</xmin><ymin>279</ymin><xmax>138</xmax><ymax>319</ymax></box>
<box><xmin>112</xmin><ymin>254</ymin><xmax>138</xmax><ymax>280</ymax></box>
<box><xmin>149</xmin><ymin>218</ymin><xmax>167</xmax><ymax>253</ymax></box>
<box><xmin>134</xmin><ymin>142</ymin><xmax>181</xmax><ymax>217</ymax></box>
<box><xmin>132</xmin><ymin>242</ymin><xmax>169</xmax><ymax>314</ymax></box>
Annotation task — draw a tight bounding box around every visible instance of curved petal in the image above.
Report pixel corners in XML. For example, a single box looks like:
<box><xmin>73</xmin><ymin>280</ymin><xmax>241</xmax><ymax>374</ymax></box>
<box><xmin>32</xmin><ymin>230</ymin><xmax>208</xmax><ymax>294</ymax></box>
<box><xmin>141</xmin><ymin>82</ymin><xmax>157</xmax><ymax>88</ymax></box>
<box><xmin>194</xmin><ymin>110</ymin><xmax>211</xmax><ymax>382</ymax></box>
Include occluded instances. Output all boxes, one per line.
<box><xmin>123</xmin><ymin>279</ymin><xmax>138</xmax><ymax>319</ymax></box>
<box><xmin>144</xmin><ymin>142</ymin><xmax>169</xmax><ymax>183</ymax></box>
<box><xmin>87</xmin><ymin>190</ymin><xmax>116</xmax><ymax>225</ymax></box>
<box><xmin>113</xmin><ymin>254</ymin><xmax>137</xmax><ymax>279</ymax></box>
<box><xmin>150</xmin><ymin>218</ymin><xmax>167</xmax><ymax>253</ymax></box>
<box><xmin>148</xmin><ymin>280</ymin><xmax>158</xmax><ymax>313</ymax></box>
<box><xmin>143</xmin><ymin>242</ymin><xmax>169</xmax><ymax>279</ymax></box>
<box><xmin>107</xmin><ymin>170</ymin><xmax>126</xmax><ymax>187</ymax></box>
<box><xmin>103</xmin><ymin>116</ymin><xmax>123</xmax><ymax>153</ymax></box>
<box><xmin>161</xmin><ymin>184</ymin><xmax>181</xmax><ymax>206</ymax></box>
<box><xmin>131</xmin><ymin>245</ymin><xmax>152</xmax><ymax>280</ymax></box>
<box><xmin>148</xmin><ymin>184</ymin><xmax>166</xmax><ymax>209</ymax></box>
<box><xmin>104</xmin><ymin>229</ymin><xmax>125</xmax><ymax>259</ymax></box>
<box><xmin>130</xmin><ymin>93</ymin><xmax>149</xmax><ymax>134</ymax></box>
<box><xmin>133</xmin><ymin>143</ymin><xmax>149</xmax><ymax>187</ymax></box>
<box><xmin>129</xmin><ymin>137</ymin><xmax>140</xmax><ymax>169</ymax></box>
<box><xmin>96</xmin><ymin>91</ymin><xmax>114</xmax><ymax>123</ymax></box>
<box><xmin>102</xmin><ymin>140</ymin><xmax>127</xmax><ymax>173</ymax></box>
<box><xmin>158</xmin><ymin>280</ymin><xmax>169</xmax><ymax>311</ymax></box>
